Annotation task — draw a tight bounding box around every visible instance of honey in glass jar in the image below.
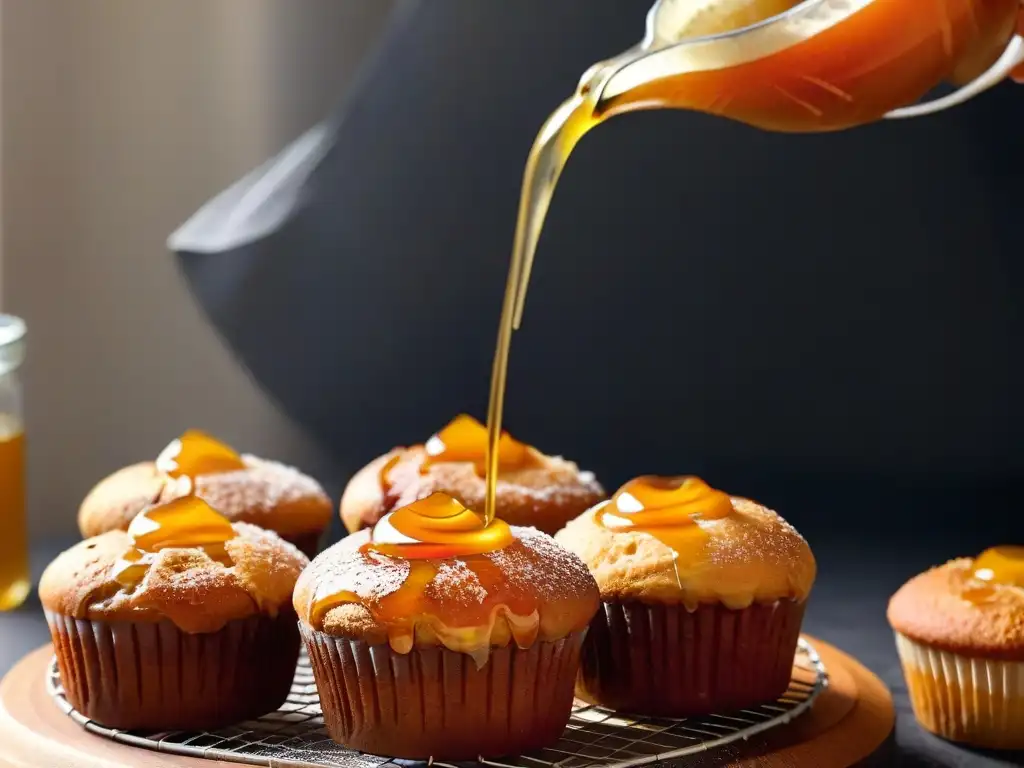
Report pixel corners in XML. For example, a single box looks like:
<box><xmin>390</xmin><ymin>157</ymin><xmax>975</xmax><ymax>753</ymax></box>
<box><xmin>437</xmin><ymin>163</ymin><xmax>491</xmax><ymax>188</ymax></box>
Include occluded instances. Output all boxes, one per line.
<box><xmin>0</xmin><ymin>315</ymin><xmax>27</xmax><ymax>610</ymax></box>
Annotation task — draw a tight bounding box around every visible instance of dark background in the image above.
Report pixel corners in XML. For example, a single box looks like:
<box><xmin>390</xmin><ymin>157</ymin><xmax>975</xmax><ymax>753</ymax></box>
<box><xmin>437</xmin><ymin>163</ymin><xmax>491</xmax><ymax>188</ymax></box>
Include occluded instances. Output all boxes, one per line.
<box><xmin>178</xmin><ymin>0</ymin><xmax>1023</xmax><ymax>547</ymax></box>
<box><xmin>171</xmin><ymin>2</ymin><xmax>1022</xmax><ymax>764</ymax></box>
<box><xmin>0</xmin><ymin>3</ymin><xmax>1020</xmax><ymax>766</ymax></box>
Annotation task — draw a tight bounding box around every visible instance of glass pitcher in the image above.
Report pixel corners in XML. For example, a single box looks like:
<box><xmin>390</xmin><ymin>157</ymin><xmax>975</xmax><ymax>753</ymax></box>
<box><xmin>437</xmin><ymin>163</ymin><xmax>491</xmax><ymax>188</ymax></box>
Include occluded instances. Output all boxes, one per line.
<box><xmin>0</xmin><ymin>315</ymin><xmax>28</xmax><ymax>611</ymax></box>
<box><xmin>582</xmin><ymin>0</ymin><xmax>1023</xmax><ymax>132</ymax></box>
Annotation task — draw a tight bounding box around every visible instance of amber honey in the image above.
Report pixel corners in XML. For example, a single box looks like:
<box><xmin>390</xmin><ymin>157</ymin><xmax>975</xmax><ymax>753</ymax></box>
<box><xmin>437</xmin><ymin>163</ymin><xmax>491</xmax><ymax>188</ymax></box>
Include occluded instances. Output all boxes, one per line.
<box><xmin>424</xmin><ymin>415</ymin><xmax>536</xmax><ymax>475</ymax></box>
<box><xmin>309</xmin><ymin>493</ymin><xmax>537</xmax><ymax>662</ymax></box>
<box><xmin>156</xmin><ymin>429</ymin><xmax>245</xmax><ymax>481</ymax></box>
<box><xmin>382</xmin><ymin>415</ymin><xmax>542</xmax><ymax>505</ymax></box>
<box><xmin>971</xmin><ymin>545</ymin><xmax>1024</xmax><ymax>587</ymax></box>
<box><xmin>114</xmin><ymin>496</ymin><xmax>236</xmax><ymax>587</ymax></box>
<box><xmin>480</xmin><ymin>0</ymin><xmax>1020</xmax><ymax>523</ymax></box>
<box><xmin>598</xmin><ymin>0</ymin><xmax>1020</xmax><ymax>132</ymax></box>
<box><xmin>601</xmin><ymin>476</ymin><xmax>733</xmax><ymax>583</ymax></box>
<box><xmin>0</xmin><ymin>423</ymin><xmax>28</xmax><ymax>610</ymax></box>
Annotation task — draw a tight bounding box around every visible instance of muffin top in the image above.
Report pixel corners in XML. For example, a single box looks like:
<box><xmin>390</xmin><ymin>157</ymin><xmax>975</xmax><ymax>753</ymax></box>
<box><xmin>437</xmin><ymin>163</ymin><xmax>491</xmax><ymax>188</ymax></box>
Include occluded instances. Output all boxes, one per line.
<box><xmin>340</xmin><ymin>414</ymin><xmax>605</xmax><ymax>535</ymax></box>
<box><xmin>43</xmin><ymin>496</ymin><xmax>309</xmax><ymax>634</ymax></box>
<box><xmin>296</xmin><ymin>492</ymin><xmax>600</xmax><ymax>667</ymax></box>
<box><xmin>887</xmin><ymin>547</ymin><xmax>1024</xmax><ymax>661</ymax></box>
<box><xmin>555</xmin><ymin>476</ymin><xmax>816</xmax><ymax>610</ymax></box>
<box><xmin>78</xmin><ymin>430</ymin><xmax>332</xmax><ymax>540</ymax></box>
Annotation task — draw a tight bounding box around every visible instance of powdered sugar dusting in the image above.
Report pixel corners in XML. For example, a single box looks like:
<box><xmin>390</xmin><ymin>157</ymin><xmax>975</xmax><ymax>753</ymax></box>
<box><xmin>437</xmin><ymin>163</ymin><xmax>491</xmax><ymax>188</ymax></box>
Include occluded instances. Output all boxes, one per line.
<box><xmin>158</xmin><ymin>455</ymin><xmax>331</xmax><ymax>532</ymax></box>
<box><xmin>298</xmin><ymin>525</ymin><xmax>600</xmax><ymax>649</ymax></box>
<box><xmin>704</xmin><ymin>499</ymin><xmax>811</xmax><ymax>573</ymax></box>
<box><xmin>378</xmin><ymin>448</ymin><xmax>606</xmax><ymax>534</ymax></box>
<box><xmin>425</xmin><ymin>559</ymin><xmax>488</xmax><ymax>607</ymax></box>
<box><xmin>487</xmin><ymin>526</ymin><xmax>597</xmax><ymax>603</ymax></box>
<box><xmin>239</xmin><ymin>455</ymin><xmax>327</xmax><ymax>505</ymax></box>
<box><xmin>41</xmin><ymin>523</ymin><xmax>308</xmax><ymax>634</ymax></box>
<box><xmin>299</xmin><ymin>535</ymin><xmax>411</xmax><ymax>613</ymax></box>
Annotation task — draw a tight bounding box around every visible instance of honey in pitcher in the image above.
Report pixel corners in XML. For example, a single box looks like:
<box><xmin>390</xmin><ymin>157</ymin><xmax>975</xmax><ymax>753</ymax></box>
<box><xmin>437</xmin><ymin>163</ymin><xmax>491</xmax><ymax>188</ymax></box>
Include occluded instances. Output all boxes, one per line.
<box><xmin>597</xmin><ymin>0</ymin><xmax>1020</xmax><ymax>132</ymax></box>
<box><xmin>0</xmin><ymin>419</ymin><xmax>28</xmax><ymax>611</ymax></box>
<box><xmin>480</xmin><ymin>0</ymin><xmax>1021</xmax><ymax>522</ymax></box>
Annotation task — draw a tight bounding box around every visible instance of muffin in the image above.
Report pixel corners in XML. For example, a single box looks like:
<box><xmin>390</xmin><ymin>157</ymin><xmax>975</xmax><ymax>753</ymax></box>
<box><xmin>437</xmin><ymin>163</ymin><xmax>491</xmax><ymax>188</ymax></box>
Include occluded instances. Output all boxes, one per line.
<box><xmin>79</xmin><ymin>429</ymin><xmax>332</xmax><ymax>556</ymax></box>
<box><xmin>887</xmin><ymin>546</ymin><xmax>1024</xmax><ymax>750</ymax></box>
<box><xmin>340</xmin><ymin>414</ymin><xmax>604</xmax><ymax>535</ymax></box>
<box><xmin>42</xmin><ymin>495</ymin><xmax>308</xmax><ymax>730</ymax></box>
<box><xmin>555</xmin><ymin>475</ymin><xmax>816</xmax><ymax>716</ymax></box>
<box><xmin>295</xmin><ymin>491</ymin><xmax>600</xmax><ymax>759</ymax></box>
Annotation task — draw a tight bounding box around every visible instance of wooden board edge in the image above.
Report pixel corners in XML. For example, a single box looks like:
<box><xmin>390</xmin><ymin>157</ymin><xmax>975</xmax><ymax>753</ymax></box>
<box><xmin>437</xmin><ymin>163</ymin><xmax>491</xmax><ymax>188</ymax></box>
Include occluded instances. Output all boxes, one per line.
<box><xmin>2</xmin><ymin>637</ymin><xmax>894</xmax><ymax>768</ymax></box>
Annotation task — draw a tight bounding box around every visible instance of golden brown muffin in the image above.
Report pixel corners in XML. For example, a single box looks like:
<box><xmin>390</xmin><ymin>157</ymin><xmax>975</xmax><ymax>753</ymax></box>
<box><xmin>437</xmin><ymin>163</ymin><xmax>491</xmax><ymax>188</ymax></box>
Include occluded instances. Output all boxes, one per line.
<box><xmin>78</xmin><ymin>430</ymin><xmax>332</xmax><ymax>556</ymax></box>
<box><xmin>295</xmin><ymin>491</ymin><xmax>600</xmax><ymax>759</ymax></box>
<box><xmin>41</xmin><ymin>496</ymin><xmax>309</xmax><ymax>730</ymax></box>
<box><xmin>887</xmin><ymin>548</ymin><xmax>1024</xmax><ymax>750</ymax></box>
<box><xmin>555</xmin><ymin>475</ymin><xmax>815</xmax><ymax>716</ymax></box>
<box><xmin>340</xmin><ymin>414</ymin><xmax>604</xmax><ymax>535</ymax></box>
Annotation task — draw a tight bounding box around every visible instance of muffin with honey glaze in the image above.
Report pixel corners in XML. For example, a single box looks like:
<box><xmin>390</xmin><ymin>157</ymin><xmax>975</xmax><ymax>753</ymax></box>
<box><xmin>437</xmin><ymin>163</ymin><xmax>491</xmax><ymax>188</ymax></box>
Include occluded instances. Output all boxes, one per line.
<box><xmin>79</xmin><ymin>429</ymin><xmax>332</xmax><ymax>556</ymax></box>
<box><xmin>887</xmin><ymin>546</ymin><xmax>1024</xmax><ymax>750</ymax></box>
<box><xmin>556</xmin><ymin>475</ymin><xmax>816</xmax><ymax>716</ymax></box>
<box><xmin>295</xmin><ymin>491</ymin><xmax>600</xmax><ymax>759</ymax></box>
<box><xmin>41</xmin><ymin>495</ymin><xmax>308</xmax><ymax>730</ymax></box>
<box><xmin>340</xmin><ymin>414</ymin><xmax>605</xmax><ymax>535</ymax></box>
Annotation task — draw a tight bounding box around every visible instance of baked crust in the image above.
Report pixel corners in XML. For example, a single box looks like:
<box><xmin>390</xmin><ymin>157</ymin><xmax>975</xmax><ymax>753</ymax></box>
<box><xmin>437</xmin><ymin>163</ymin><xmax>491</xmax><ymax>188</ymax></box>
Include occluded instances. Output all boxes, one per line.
<box><xmin>293</xmin><ymin>526</ymin><xmax>600</xmax><ymax>647</ymax></box>
<box><xmin>39</xmin><ymin>523</ymin><xmax>309</xmax><ymax>634</ymax></box>
<box><xmin>554</xmin><ymin>498</ymin><xmax>816</xmax><ymax>609</ymax></box>
<box><xmin>340</xmin><ymin>447</ymin><xmax>605</xmax><ymax>535</ymax></box>
<box><xmin>79</xmin><ymin>456</ymin><xmax>332</xmax><ymax>539</ymax></box>
<box><xmin>887</xmin><ymin>558</ymin><xmax>1024</xmax><ymax>661</ymax></box>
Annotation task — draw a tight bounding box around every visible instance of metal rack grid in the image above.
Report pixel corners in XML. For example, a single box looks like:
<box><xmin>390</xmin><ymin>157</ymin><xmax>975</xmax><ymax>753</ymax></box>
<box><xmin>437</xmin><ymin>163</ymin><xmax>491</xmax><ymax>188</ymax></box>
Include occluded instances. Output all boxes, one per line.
<box><xmin>47</xmin><ymin>639</ymin><xmax>827</xmax><ymax>768</ymax></box>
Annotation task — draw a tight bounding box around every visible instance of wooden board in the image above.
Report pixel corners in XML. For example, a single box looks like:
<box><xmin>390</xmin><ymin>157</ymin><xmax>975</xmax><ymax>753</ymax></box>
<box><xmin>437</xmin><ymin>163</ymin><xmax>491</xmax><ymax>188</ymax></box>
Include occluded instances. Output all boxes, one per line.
<box><xmin>0</xmin><ymin>636</ymin><xmax>894</xmax><ymax>768</ymax></box>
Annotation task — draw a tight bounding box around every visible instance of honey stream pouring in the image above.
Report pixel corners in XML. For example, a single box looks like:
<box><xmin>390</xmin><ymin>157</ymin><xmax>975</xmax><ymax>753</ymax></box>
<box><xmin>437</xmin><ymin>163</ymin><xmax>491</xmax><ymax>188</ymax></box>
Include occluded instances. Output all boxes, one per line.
<box><xmin>481</xmin><ymin>0</ymin><xmax>1024</xmax><ymax>525</ymax></box>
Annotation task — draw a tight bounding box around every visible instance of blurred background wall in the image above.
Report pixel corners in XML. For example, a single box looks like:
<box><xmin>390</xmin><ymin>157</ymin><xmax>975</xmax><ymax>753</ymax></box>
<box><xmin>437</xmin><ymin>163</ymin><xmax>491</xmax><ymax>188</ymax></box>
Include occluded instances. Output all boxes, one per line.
<box><xmin>3</xmin><ymin>0</ymin><xmax>1022</xmax><ymax>545</ymax></box>
<box><xmin>1</xmin><ymin>0</ymin><xmax>394</xmax><ymax>537</ymax></box>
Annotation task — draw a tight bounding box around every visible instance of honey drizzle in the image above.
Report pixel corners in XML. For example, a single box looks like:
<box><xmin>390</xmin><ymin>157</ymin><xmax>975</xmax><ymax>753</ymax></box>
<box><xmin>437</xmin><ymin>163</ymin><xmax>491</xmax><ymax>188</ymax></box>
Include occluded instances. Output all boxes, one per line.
<box><xmin>481</xmin><ymin>0</ymin><xmax>1022</xmax><ymax>525</ymax></box>
<box><xmin>381</xmin><ymin>415</ymin><xmax>540</xmax><ymax>503</ymax></box>
<box><xmin>600</xmin><ymin>476</ymin><xmax>733</xmax><ymax>592</ymax></box>
<box><xmin>310</xmin><ymin>554</ymin><xmax>541</xmax><ymax>667</ymax></box>
<box><xmin>483</xmin><ymin>96</ymin><xmax>599</xmax><ymax>525</ymax></box>
<box><xmin>371</xmin><ymin>492</ymin><xmax>514</xmax><ymax>559</ymax></box>
<box><xmin>425</xmin><ymin>414</ymin><xmax>536</xmax><ymax>476</ymax></box>
<box><xmin>113</xmin><ymin>496</ymin><xmax>236</xmax><ymax>587</ymax></box>
<box><xmin>155</xmin><ymin>429</ymin><xmax>245</xmax><ymax>481</ymax></box>
<box><xmin>973</xmin><ymin>545</ymin><xmax>1024</xmax><ymax>587</ymax></box>
<box><xmin>308</xmin><ymin>493</ymin><xmax>538</xmax><ymax>666</ymax></box>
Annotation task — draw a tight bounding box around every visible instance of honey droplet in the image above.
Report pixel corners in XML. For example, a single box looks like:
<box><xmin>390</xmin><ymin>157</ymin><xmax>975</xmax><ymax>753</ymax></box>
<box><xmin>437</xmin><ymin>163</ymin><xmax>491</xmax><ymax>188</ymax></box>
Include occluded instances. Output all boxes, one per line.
<box><xmin>156</xmin><ymin>429</ymin><xmax>245</xmax><ymax>480</ymax></box>
<box><xmin>114</xmin><ymin>496</ymin><xmax>236</xmax><ymax>586</ymax></box>
<box><xmin>128</xmin><ymin>495</ymin><xmax>236</xmax><ymax>553</ymax></box>
<box><xmin>599</xmin><ymin>476</ymin><xmax>734</xmax><ymax>587</ymax></box>
<box><xmin>112</xmin><ymin>548</ymin><xmax>149</xmax><ymax>588</ymax></box>
<box><xmin>307</xmin><ymin>493</ymin><xmax>539</xmax><ymax>663</ymax></box>
<box><xmin>603</xmin><ymin>475</ymin><xmax>733</xmax><ymax>529</ymax></box>
<box><xmin>972</xmin><ymin>545</ymin><xmax>1024</xmax><ymax>588</ymax></box>
<box><xmin>423</xmin><ymin>414</ymin><xmax>536</xmax><ymax>476</ymax></box>
<box><xmin>371</xmin><ymin>492</ymin><xmax>515</xmax><ymax>559</ymax></box>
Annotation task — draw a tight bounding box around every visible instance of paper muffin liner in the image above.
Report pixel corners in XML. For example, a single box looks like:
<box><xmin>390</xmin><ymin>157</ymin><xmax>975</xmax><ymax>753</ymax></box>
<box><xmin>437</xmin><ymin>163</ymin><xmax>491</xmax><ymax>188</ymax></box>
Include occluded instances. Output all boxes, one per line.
<box><xmin>46</xmin><ymin>610</ymin><xmax>300</xmax><ymax>731</ymax></box>
<box><xmin>301</xmin><ymin>626</ymin><xmax>585</xmax><ymax>760</ymax></box>
<box><xmin>577</xmin><ymin>600</ymin><xmax>805</xmax><ymax>716</ymax></box>
<box><xmin>894</xmin><ymin>632</ymin><xmax>1024</xmax><ymax>750</ymax></box>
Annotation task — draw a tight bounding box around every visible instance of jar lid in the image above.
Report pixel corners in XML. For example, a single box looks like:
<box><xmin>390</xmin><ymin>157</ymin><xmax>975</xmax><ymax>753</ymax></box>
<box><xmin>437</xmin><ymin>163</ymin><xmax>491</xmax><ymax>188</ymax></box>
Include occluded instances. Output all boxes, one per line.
<box><xmin>0</xmin><ymin>315</ymin><xmax>26</xmax><ymax>375</ymax></box>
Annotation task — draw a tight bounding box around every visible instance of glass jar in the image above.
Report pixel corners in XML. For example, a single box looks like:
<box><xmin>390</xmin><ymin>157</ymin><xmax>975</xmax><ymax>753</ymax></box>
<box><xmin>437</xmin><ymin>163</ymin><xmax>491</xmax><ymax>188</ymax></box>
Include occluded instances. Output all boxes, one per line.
<box><xmin>0</xmin><ymin>315</ymin><xmax>27</xmax><ymax>610</ymax></box>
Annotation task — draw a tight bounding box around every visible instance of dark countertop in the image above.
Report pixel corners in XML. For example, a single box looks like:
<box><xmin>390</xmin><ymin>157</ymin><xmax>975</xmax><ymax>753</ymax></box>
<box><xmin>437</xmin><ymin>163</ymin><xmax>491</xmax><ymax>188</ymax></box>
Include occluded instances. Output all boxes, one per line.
<box><xmin>3</xmin><ymin>535</ymin><xmax>1022</xmax><ymax>768</ymax></box>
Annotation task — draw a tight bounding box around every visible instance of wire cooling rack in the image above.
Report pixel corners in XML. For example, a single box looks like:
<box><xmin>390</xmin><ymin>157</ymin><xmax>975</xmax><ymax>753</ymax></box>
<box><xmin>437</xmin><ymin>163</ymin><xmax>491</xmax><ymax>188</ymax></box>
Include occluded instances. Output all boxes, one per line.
<box><xmin>47</xmin><ymin>639</ymin><xmax>827</xmax><ymax>768</ymax></box>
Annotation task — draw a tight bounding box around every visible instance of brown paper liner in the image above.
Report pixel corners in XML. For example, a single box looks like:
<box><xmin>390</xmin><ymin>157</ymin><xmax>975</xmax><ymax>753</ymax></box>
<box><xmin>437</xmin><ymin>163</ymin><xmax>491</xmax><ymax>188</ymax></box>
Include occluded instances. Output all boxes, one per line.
<box><xmin>577</xmin><ymin>600</ymin><xmax>805</xmax><ymax>717</ymax></box>
<box><xmin>46</xmin><ymin>610</ymin><xmax>300</xmax><ymax>731</ymax></box>
<box><xmin>301</xmin><ymin>626</ymin><xmax>585</xmax><ymax>760</ymax></box>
